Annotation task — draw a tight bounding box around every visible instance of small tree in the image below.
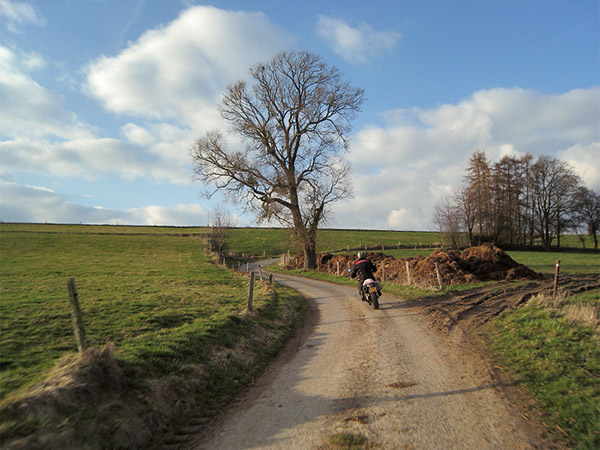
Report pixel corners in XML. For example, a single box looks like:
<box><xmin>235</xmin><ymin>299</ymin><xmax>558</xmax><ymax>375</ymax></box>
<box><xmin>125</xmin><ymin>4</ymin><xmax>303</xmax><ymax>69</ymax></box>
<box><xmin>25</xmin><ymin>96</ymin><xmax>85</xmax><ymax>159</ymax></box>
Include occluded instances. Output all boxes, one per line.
<box><xmin>433</xmin><ymin>194</ymin><xmax>464</xmax><ymax>249</ymax></box>
<box><xmin>191</xmin><ymin>51</ymin><xmax>364</xmax><ymax>268</ymax></box>
<box><xmin>207</xmin><ymin>205</ymin><xmax>232</xmax><ymax>258</ymax></box>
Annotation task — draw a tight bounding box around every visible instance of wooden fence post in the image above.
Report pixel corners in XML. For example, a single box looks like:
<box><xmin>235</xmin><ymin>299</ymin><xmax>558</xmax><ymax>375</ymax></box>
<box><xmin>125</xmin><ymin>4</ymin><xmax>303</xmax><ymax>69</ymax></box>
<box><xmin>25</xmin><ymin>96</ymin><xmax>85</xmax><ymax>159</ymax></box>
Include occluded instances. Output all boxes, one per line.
<box><xmin>434</xmin><ymin>263</ymin><xmax>444</xmax><ymax>290</ymax></box>
<box><xmin>553</xmin><ymin>260</ymin><xmax>560</xmax><ymax>299</ymax></box>
<box><xmin>405</xmin><ymin>261</ymin><xmax>411</xmax><ymax>286</ymax></box>
<box><xmin>67</xmin><ymin>278</ymin><xmax>87</xmax><ymax>353</ymax></box>
<box><xmin>381</xmin><ymin>262</ymin><xmax>386</xmax><ymax>281</ymax></box>
<box><xmin>337</xmin><ymin>261</ymin><xmax>340</xmax><ymax>276</ymax></box>
<box><xmin>258</xmin><ymin>265</ymin><xmax>263</xmax><ymax>281</ymax></box>
<box><xmin>247</xmin><ymin>272</ymin><xmax>254</xmax><ymax>311</ymax></box>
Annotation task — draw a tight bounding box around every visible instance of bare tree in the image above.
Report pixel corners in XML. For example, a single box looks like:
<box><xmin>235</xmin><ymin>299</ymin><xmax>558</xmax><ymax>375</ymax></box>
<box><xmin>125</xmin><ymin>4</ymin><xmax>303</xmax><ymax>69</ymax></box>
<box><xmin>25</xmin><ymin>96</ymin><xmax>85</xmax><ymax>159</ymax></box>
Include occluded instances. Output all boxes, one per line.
<box><xmin>464</xmin><ymin>150</ymin><xmax>493</xmax><ymax>241</ymax></box>
<box><xmin>530</xmin><ymin>156</ymin><xmax>580</xmax><ymax>250</ymax></box>
<box><xmin>207</xmin><ymin>205</ymin><xmax>233</xmax><ymax>258</ymax></box>
<box><xmin>454</xmin><ymin>185</ymin><xmax>476</xmax><ymax>246</ymax></box>
<box><xmin>191</xmin><ymin>51</ymin><xmax>364</xmax><ymax>268</ymax></box>
<box><xmin>573</xmin><ymin>187</ymin><xmax>600</xmax><ymax>249</ymax></box>
<box><xmin>493</xmin><ymin>155</ymin><xmax>523</xmax><ymax>246</ymax></box>
<box><xmin>433</xmin><ymin>194</ymin><xmax>464</xmax><ymax>249</ymax></box>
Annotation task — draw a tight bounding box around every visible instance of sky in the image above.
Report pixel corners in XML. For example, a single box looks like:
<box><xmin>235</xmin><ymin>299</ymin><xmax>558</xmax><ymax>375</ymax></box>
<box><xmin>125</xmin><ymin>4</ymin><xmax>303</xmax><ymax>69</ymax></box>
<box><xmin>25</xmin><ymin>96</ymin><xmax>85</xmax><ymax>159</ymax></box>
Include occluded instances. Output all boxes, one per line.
<box><xmin>1</xmin><ymin>0</ymin><xmax>598</xmax><ymax>230</ymax></box>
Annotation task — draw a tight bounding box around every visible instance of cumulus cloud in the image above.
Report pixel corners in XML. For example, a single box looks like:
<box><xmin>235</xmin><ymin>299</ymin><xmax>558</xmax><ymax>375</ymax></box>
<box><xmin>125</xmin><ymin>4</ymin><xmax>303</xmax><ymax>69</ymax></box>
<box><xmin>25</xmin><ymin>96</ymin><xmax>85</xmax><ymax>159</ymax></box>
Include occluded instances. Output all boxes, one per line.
<box><xmin>0</xmin><ymin>46</ymin><xmax>93</xmax><ymax>139</ymax></box>
<box><xmin>0</xmin><ymin>179</ymin><xmax>209</xmax><ymax>225</ymax></box>
<box><xmin>330</xmin><ymin>87</ymin><xmax>600</xmax><ymax>230</ymax></box>
<box><xmin>85</xmin><ymin>5</ymin><xmax>293</xmax><ymax>128</ymax></box>
<box><xmin>316</xmin><ymin>16</ymin><xmax>401</xmax><ymax>64</ymax></box>
<box><xmin>1</xmin><ymin>5</ymin><xmax>298</xmax><ymax>224</ymax></box>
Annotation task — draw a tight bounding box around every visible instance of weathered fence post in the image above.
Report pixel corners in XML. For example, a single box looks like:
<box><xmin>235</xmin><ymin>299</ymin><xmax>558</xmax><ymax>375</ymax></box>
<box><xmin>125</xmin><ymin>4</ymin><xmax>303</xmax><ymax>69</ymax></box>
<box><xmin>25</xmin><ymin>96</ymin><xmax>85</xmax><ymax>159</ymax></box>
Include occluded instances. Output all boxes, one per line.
<box><xmin>405</xmin><ymin>261</ymin><xmax>411</xmax><ymax>286</ymax></box>
<box><xmin>258</xmin><ymin>265</ymin><xmax>263</xmax><ymax>281</ymax></box>
<box><xmin>434</xmin><ymin>262</ymin><xmax>444</xmax><ymax>290</ymax></box>
<box><xmin>246</xmin><ymin>262</ymin><xmax>250</xmax><ymax>273</ymax></box>
<box><xmin>553</xmin><ymin>260</ymin><xmax>560</xmax><ymax>299</ymax></box>
<box><xmin>247</xmin><ymin>272</ymin><xmax>254</xmax><ymax>311</ymax></box>
<box><xmin>381</xmin><ymin>262</ymin><xmax>386</xmax><ymax>281</ymax></box>
<box><xmin>67</xmin><ymin>278</ymin><xmax>87</xmax><ymax>353</ymax></box>
<box><xmin>337</xmin><ymin>261</ymin><xmax>340</xmax><ymax>276</ymax></box>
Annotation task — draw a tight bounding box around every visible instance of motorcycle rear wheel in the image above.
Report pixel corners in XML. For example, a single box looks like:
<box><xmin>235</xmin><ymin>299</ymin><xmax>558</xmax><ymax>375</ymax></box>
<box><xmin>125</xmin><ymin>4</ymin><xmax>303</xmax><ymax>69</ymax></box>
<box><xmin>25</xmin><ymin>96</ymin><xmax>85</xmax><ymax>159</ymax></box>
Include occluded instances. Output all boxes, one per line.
<box><xmin>370</xmin><ymin>292</ymin><xmax>379</xmax><ymax>310</ymax></box>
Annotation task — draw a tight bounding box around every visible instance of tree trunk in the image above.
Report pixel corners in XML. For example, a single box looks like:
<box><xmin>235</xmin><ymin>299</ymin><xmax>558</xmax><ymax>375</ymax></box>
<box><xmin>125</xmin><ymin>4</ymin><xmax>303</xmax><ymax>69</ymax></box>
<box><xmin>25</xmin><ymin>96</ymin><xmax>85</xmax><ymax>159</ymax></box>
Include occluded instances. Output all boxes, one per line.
<box><xmin>303</xmin><ymin>244</ymin><xmax>317</xmax><ymax>269</ymax></box>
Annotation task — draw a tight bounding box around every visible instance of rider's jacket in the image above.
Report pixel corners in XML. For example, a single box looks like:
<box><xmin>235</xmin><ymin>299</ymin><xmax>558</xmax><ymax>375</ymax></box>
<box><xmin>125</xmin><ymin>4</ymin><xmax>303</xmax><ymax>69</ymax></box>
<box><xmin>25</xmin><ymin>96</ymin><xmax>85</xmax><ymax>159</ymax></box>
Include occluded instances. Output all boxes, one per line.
<box><xmin>350</xmin><ymin>258</ymin><xmax>377</xmax><ymax>282</ymax></box>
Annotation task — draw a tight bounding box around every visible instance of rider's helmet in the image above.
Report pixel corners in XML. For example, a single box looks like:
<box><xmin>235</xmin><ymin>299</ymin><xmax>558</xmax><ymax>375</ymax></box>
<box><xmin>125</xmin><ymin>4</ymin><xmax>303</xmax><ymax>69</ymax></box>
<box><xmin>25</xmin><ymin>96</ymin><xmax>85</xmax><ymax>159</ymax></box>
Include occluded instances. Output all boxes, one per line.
<box><xmin>357</xmin><ymin>251</ymin><xmax>366</xmax><ymax>259</ymax></box>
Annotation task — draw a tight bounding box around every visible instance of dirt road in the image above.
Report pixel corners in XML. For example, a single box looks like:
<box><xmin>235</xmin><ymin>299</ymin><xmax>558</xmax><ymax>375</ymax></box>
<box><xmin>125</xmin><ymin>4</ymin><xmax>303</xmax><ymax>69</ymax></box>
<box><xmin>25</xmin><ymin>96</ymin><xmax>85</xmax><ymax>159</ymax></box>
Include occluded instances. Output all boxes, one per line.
<box><xmin>190</xmin><ymin>269</ymin><xmax>561</xmax><ymax>449</ymax></box>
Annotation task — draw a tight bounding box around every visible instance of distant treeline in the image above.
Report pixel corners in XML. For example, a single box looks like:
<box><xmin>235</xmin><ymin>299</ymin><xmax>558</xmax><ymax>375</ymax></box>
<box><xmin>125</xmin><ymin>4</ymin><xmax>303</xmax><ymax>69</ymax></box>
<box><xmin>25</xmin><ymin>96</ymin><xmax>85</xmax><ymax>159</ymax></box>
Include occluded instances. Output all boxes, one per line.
<box><xmin>434</xmin><ymin>150</ymin><xmax>599</xmax><ymax>250</ymax></box>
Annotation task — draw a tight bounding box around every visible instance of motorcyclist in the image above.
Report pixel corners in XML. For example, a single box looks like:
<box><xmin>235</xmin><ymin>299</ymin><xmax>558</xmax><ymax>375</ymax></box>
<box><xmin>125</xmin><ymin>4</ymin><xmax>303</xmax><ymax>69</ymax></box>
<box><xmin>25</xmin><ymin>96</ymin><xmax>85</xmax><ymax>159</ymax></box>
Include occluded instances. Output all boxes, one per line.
<box><xmin>350</xmin><ymin>251</ymin><xmax>378</xmax><ymax>296</ymax></box>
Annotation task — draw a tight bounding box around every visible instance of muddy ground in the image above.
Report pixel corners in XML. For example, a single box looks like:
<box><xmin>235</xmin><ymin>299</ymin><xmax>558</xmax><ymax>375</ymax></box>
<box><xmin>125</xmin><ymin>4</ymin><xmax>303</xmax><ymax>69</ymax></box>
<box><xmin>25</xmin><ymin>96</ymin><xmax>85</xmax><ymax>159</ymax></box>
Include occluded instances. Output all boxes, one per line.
<box><xmin>286</xmin><ymin>243</ymin><xmax>599</xmax><ymax>335</ymax></box>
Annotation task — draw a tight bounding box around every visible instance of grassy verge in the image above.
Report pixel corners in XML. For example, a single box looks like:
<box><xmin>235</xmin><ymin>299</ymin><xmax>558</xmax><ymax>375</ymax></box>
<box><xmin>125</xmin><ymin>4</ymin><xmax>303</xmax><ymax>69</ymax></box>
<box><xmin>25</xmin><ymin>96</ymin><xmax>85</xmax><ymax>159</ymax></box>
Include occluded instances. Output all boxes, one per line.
<box><xmin>490</xmin><ymin>290</ymin><xmax>599</xmax><ymax>449</ymax></box>
<box><xmin>266</xmin><ymin>263</ymin><xmax>494</xmax><ymax>300</ymax></box>
<box><xmin>0</xmin><ymin>225</ymin><xmax>307</xmax><ymax>448</ymax></box>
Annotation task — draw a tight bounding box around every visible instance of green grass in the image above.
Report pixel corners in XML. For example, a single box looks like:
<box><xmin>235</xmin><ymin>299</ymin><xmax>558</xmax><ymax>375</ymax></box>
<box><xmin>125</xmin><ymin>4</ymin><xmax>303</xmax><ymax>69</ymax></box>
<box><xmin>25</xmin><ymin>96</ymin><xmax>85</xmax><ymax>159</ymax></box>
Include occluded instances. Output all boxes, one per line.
<box><xmin>0</xmin><ymin>230</ymin><xmax>229</xmax><ymax>399</ymax></box>
<box><xmin>225</xmin><ymin>227</ymin><xmax>441</xmax><ymax>259</ymax></box>
<box><xmin>507</xmin><ymin>251</ymin><xmax>599</xmax><ymax>274</ymax></box>
<box><xmin>491</xmin><ymin>290</ymin><xmax>599</xmax><ymax>449</ymax></box>
<box><xmin>0</xmin><ymin>224</ymin><xmax>307</xmax><ymax>448</ymax></box>
<box><xmin>329</xmin><ymin>432</ymin><xmax>370</xmax><ymax>448</ymax></box>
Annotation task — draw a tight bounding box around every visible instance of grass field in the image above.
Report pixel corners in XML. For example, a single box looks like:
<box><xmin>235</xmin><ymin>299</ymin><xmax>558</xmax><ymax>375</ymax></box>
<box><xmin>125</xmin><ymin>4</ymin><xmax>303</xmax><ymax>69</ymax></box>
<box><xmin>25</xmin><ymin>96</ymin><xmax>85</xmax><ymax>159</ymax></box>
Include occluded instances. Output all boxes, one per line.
<box><xmin>223</xmin><ymin>226</ymin><xmax>599</xmax><ymax>274</ymax></box>
<box><xmin>0</xmin><ymin>224</ymin><xmax>306</xmax><ymax>448</ymax></box>
<box><xmin>1</xmin><ymin>223</ymin><xmax>598</xmax><ymax>448</ymax></box>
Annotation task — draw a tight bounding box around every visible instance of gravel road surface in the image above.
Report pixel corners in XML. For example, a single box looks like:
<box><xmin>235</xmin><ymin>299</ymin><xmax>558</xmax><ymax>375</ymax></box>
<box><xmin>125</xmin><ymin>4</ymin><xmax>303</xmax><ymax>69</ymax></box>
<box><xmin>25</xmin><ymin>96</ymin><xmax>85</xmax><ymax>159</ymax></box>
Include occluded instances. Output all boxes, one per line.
<box><xmin>190</xmin><ymin>267</ymin><xmax>559</xmax><ymax>449</ymax></box>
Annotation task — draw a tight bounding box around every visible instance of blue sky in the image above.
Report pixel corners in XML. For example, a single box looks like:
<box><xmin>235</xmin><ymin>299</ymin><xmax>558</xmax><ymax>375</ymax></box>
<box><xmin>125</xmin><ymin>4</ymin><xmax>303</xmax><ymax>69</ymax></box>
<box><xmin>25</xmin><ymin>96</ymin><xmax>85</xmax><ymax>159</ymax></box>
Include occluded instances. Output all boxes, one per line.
<box><xmin>1</xmin><ymin>0</ymin><xmax>598</xmax><ymax>230</ymax></box>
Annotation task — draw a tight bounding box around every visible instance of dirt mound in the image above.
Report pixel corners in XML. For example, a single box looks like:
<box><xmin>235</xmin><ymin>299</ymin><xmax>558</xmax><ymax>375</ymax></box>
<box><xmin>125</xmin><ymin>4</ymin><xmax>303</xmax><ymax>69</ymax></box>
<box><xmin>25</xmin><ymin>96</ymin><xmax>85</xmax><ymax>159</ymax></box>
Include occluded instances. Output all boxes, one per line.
<box><xmin>285</xmin><ymin>243</ymin><xmax>541</xmax><ymax>287</ymax></box>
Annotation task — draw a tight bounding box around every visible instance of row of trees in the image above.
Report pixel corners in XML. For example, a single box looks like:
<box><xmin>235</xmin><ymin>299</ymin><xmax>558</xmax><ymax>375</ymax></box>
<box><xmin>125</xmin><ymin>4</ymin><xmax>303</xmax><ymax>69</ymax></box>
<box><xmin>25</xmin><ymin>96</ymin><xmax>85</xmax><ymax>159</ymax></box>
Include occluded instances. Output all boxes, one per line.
<box><xmin>434</xmin><ymin>150</ymin><xmax>600</xmax><ymax>250</ymax></box>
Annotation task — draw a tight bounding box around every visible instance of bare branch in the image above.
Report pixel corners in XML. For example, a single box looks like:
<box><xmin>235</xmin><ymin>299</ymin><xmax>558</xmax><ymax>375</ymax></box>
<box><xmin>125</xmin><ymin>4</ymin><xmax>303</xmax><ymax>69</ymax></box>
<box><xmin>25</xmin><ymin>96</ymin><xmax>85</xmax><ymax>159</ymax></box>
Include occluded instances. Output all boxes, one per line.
<box><xmin>191</xmin><ymin>51</ymin><xmax>364</xmax><ymax>268</ymax></box>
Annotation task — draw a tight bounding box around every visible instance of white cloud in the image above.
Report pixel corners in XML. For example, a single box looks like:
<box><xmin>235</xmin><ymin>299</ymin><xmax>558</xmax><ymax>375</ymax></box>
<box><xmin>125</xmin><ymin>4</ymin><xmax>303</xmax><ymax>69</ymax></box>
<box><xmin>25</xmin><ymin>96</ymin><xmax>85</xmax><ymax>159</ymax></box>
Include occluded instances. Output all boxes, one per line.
<box><xmin>316</xmin><ymin>16</ymin><xmax>401</xmax><ymax>64</ymax></box>
<box><xmin>1</xmin><ymin>6</ymin><xmax>297</xmax><ymax>190</ymax></box>
<box><xmin>85</xmin><ymin>5</ymin><xmax>294</xmax><ymax>129</ymax></box>
<box><xmin>0</xmin><ymin>134</ymin><xmax>198</xmax><ymax>184</ymax></box>
<box><xmin>331</xmin><ymin>87</ymin><xmax>600</xmax><ymax>230</ymax></box>
<box><xmin>559</xmin><ymin>142</ymin><xmax>600</xmax><ymax>189</ymax></box>
<box><xmin>121</xmin><ymin>123</ymin><xmax>155</xmax><ymax>146</ymax></box>
<box><xmin>0</xmin><ymin>0</ymin><xmax>44</xmax><ymax>33</ymax></box>
<box><xmin>124</xmin><ymin>203</ymin><xmax>207</xmax><ymax>226</ymax></box>
<box><xmin>0</xmin><ymin>179</ymin><xmax>209</xmax><ymax>226</ymax></box>
<box><xmin>0</xmin><ymin>46</ymin><xmax>93</xmax><ymax>139</ymax></box>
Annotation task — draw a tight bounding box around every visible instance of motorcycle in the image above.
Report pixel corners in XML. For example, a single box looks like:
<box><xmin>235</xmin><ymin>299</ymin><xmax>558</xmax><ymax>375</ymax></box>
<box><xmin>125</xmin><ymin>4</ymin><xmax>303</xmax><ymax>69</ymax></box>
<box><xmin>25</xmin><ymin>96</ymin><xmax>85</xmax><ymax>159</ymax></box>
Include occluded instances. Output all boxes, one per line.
<box><xmin>361</xmin><ymin>278</ymin><xmax>382</xmax><ymax>310</ymax></box>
